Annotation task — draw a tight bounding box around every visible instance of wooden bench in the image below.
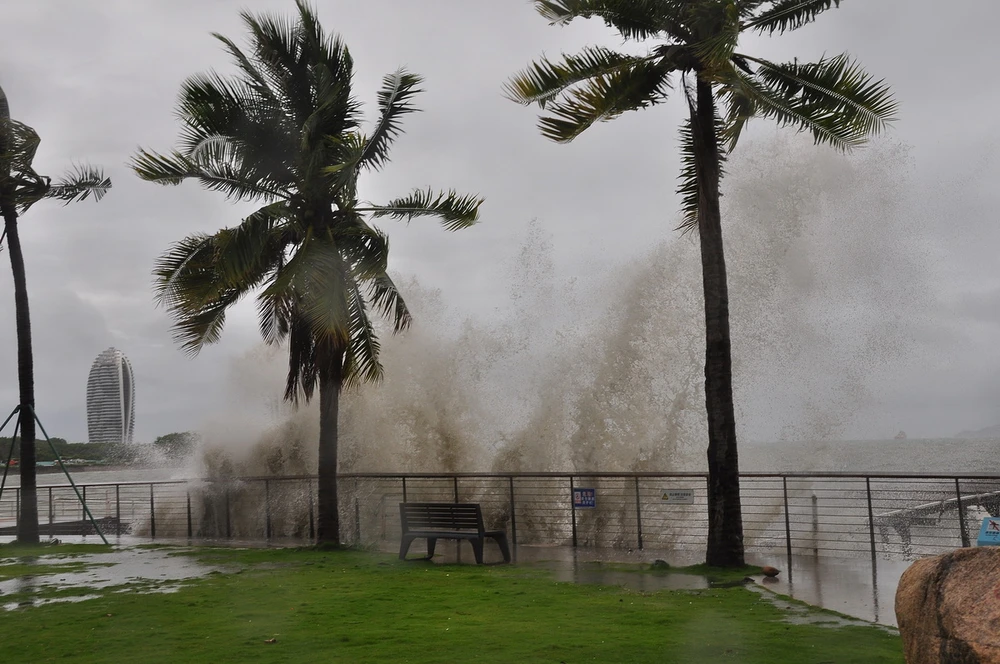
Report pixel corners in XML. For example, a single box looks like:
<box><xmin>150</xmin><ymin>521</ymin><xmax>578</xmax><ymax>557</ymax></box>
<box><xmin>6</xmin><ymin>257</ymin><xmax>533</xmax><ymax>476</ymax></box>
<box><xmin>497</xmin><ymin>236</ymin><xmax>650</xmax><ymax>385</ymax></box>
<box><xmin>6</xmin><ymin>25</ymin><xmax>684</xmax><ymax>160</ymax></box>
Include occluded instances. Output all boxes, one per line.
<box><xmin>399</xmin><ymin>502</ymin><xmax>511</xmax><ymax>564</ymax></box>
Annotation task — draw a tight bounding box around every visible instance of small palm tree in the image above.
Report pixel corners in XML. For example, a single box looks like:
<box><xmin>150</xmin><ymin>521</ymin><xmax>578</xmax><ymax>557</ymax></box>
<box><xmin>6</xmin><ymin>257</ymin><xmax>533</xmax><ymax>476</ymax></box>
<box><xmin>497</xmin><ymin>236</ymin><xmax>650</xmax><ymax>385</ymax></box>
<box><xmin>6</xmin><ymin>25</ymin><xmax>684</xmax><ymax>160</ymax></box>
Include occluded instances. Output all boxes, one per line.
<box><xmin>0</xmin><ymin>84</ymin><xmax>111</xmax><ymax>543</ymax></box>
<box><xmin>131</xmin><ymin>1</ymin><xmax>482</xmax><ymax>546</ymax></box>
<box><xmin>507</xmin><ymin>0</ymin><xmax>896</xmax><ymax>566</ymax></box>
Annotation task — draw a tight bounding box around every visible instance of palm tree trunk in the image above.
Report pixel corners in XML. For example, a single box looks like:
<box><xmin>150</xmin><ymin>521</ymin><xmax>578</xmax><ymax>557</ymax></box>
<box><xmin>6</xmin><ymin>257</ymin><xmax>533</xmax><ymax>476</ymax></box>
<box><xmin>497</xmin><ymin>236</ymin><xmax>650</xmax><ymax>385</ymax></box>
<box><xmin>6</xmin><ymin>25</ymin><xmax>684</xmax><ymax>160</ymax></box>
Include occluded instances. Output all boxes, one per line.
<box><xmin>0</xmin><ymin>201</ymin><xmax>40</xmax><ymax>544</ymax></box>
<box><xmin>691</xmin><ymin>77</ymin><xmax>744</xmax><ymax>567</ymax></box>
<box><xmin>316</xmin><ymin>356</ymin><xmax>342</xmax><ymax>547</ymax></box>
<box><xmin>0</xmin><ymin>85</ymin><xmax>39</xmax><ymax>544</ymax></box>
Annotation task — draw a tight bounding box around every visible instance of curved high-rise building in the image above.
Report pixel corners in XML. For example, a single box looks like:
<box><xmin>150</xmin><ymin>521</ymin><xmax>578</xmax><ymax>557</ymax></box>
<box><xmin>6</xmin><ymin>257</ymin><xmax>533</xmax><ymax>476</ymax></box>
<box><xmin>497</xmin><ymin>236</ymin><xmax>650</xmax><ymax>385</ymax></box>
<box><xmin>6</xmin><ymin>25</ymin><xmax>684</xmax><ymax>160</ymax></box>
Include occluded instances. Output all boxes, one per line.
<box><xmin>86</xmin><ymin>347</ymin><xmax>135</xmax><ymax>444</ymax></box>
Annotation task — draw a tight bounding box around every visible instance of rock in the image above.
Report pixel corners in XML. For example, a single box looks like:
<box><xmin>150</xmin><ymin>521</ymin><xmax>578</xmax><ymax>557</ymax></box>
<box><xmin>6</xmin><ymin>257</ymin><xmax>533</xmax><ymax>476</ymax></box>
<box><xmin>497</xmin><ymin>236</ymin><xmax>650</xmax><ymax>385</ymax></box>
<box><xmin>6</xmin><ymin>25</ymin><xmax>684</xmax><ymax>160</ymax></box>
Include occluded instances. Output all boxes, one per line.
<box><xmin>650</xmin><ymin>559</ymin><xmax>670</xmax><ymax>570</ymax></box>
<box><xmin>895</xmin><ymin>547</ymin><xmax>1000</xmax><ymax>663</ymax></box>
<box><xmin>761</xmin><ymin>566</ymin><xmax>780</xmax><ymax>578</ymax></box>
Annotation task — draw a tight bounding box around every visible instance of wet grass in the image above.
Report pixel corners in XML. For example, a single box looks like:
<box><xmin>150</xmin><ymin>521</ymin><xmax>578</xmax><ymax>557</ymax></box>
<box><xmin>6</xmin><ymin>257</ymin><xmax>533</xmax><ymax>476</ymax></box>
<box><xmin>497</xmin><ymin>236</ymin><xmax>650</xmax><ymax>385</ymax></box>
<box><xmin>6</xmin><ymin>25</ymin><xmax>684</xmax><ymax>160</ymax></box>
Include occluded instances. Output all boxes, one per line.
<box><xmin>0</xmin><ymin>546</ymin><xmax>903</xmax><ymax>663</ymax></box>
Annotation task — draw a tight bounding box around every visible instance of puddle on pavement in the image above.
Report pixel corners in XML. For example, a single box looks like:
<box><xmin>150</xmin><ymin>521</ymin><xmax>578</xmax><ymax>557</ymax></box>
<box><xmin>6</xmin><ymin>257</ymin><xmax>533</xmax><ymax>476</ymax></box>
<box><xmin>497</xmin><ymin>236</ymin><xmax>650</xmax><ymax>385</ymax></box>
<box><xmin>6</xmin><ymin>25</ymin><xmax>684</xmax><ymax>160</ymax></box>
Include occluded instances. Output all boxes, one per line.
<box><xmin>0</xmin><ymin>546</ymin><xmax>220</xmax><ymax>610</ymax></box>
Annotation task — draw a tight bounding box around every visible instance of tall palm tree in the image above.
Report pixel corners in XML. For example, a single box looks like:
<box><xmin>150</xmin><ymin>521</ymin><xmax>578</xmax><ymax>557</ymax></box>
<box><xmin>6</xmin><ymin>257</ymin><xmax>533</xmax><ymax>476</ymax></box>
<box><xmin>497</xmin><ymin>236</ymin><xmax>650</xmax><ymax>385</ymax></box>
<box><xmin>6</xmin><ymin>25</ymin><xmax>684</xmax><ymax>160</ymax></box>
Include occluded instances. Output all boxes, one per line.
<box><xmin>507</xmin><ymin>0</ymin><xmax>896</xmax><ymax>567</ymax></box>
<box><xmin>0</xmin><ymin>84</ymin><xmax>111</xmax><ymax>543</ymax></box>
<box><xmin>131</xmin><ymin>1</ymin><xmax>482</xmax><ymax>546</ymax></box>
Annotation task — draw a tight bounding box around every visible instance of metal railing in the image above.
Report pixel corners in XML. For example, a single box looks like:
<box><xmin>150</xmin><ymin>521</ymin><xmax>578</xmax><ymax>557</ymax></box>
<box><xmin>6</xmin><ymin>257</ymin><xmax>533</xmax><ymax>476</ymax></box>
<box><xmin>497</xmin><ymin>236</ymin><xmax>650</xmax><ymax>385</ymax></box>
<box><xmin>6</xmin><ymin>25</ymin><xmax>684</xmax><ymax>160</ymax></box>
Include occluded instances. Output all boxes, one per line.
<box><xmin>1</xmin><ymin>472</ymin><xmax>997</xmax><ymax>561</ymax></box>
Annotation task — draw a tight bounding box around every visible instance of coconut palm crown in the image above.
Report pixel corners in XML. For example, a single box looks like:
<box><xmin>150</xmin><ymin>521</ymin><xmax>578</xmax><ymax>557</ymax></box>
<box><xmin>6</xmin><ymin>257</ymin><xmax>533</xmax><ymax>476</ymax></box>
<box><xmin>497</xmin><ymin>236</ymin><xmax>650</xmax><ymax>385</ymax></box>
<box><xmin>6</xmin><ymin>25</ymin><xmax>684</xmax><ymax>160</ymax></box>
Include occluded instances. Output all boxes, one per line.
<box><xmin>131</xmin><ymin>1</ymin><xmax>482</xmax><ymax>546</ymax></box>
<box><xmin>506</xmin><ymin>0</ymin><xmax>896</xmax><ymax>566</ymax></box>
<box><xmin>0</xmin><ymin>83</ymin><xmax>111</xmax><ymax>543</ymax></box>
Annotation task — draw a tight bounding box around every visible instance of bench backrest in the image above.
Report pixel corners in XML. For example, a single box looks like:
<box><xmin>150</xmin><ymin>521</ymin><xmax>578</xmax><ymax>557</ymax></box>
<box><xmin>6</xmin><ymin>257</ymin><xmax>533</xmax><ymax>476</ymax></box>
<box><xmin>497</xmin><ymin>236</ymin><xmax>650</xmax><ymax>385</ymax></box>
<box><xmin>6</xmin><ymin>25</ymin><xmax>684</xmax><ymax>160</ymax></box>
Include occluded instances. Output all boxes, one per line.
<box><xmin>400</xmin><ymin>503</ymin><xmax>486</xmax><ymax>534</ymax></box>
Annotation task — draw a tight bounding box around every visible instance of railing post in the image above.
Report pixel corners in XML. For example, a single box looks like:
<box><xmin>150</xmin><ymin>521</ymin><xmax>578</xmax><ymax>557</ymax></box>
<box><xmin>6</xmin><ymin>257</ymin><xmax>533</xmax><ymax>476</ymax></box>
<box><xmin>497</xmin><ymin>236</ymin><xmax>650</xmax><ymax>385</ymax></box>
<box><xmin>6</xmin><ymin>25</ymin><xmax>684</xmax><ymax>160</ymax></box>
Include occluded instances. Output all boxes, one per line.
<box><xmin>115</xmin><ymin>484</ymin><xmax>121</xmax><ymax>537</ymax></box>
<box><xmin>634</xmin><ymin>477</ymin><xmax>643</xmax><ymax>550</ymax></box>
<box><xmin>186</xmin><ymin>490</ymin><xmax>193</xmax><ymax>539</ymax></box>
<box><xmin>265</xmin><ymin>479</ymin><xmax>272</xmax><ymax>541</ymax></box>
<box><xmin>811</xmin><ymin>494</ymin><xmax>819</xmax><ymax>557</ymax></box>
<box><xmin>865</xmin><ymin>478</ymin><xmax>876</xmax><ymax>562</ymax></box>
<box><xmin>48</xmin><ymin>486</ymin><xmax>53</xmax><ymax>536</ymax></box>
<box><xmin>82</xmin><ymin>485</ymin><xmax>87</xmax><ymax>525</ymax></box>
<box><xmin>782</xmin><ymin>477</ymin><xmax>793</xmax><ymax>571</ymax></box>
<box><xmin>149</xmin><ymin>483</ymin><xmax>156</xmax><ymax>540</ymax></box>
<box><xmin>401</xmin><ymin>477</ymin><xmax>407</xmax><ymax>503</ymax></box>
<box><xmin>354</xmin><ymin>496</ymin><xmax>361</xmax><ymax>545</ymax></box>
<box><xmin>570</xmin><ymin>476</ymin><xmax>577</xmax><ymax>548</ymax></box>
<box><xmin>15</xmin><ymin>488</ymin><xmax>19</xmax><ymax>531</ymax></box>
<box><xmin>308</xmin><ymin>479</ymin><xmax>315</xmax><ymax>541</ymax></box>
<box><xmin>956</xmin><ymin>478</ymin><xmax>970</xmax><ymax>548</ymax></box>
<box><xmin>508</xmin><ymin>476</ymin><xmax>517</xmax><ymax>562</ymax></box>
<box><xmin>453</xmin><ymin>477</ymin><xmax>459</xmax><ymax>503</ymax></box>
<box><xmin>224</xmin><ymin>487</ymin><xmax>232</xmax><ymax>539</ymax></box>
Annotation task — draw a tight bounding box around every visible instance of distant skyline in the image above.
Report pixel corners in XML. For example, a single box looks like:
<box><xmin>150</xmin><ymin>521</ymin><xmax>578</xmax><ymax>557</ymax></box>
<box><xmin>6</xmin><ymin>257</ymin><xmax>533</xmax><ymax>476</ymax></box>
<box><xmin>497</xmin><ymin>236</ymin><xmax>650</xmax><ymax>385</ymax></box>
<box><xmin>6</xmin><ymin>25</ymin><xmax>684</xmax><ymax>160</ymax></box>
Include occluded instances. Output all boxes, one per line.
<box><xmin>1</xmin><ymin>1</ymin><xmax>999</xmax><ymax>444</ymax></box>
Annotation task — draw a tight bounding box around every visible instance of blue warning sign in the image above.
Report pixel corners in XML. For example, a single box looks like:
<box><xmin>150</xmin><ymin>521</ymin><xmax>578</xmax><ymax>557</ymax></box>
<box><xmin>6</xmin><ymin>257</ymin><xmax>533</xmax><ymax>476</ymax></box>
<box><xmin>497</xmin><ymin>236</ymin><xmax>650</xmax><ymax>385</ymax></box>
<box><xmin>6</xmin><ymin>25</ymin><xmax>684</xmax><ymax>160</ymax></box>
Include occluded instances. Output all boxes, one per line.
<box><xmin>573</xmin><ymin>488</ymin><xmax>596</xmax><ymax>509</ymax></box>
<box><xmin>977</xmin><ymin>517</ymin><xmax>1000</xmax><ymax>546</ymax></box>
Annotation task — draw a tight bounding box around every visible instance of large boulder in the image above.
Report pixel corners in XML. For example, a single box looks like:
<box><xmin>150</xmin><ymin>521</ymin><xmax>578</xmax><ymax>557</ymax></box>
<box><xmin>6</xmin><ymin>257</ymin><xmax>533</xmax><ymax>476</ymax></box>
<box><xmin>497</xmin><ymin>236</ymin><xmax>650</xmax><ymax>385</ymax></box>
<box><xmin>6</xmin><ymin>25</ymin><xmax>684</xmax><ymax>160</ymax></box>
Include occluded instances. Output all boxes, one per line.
<box><xmin>895</xmin><ymin>547</ymin><xmax>1000</xmax><ymax>663</ymax></box>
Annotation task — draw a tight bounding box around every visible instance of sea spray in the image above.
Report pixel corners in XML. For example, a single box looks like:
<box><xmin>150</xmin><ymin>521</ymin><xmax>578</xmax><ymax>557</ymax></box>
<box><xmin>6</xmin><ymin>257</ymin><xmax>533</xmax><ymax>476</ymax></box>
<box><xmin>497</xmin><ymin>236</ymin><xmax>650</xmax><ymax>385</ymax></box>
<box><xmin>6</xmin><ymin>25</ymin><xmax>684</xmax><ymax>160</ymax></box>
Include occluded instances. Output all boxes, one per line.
<box><xmin>181</xmin><ymin>135</ymin><xmax>933</xmax><ymax>546</ymax></box>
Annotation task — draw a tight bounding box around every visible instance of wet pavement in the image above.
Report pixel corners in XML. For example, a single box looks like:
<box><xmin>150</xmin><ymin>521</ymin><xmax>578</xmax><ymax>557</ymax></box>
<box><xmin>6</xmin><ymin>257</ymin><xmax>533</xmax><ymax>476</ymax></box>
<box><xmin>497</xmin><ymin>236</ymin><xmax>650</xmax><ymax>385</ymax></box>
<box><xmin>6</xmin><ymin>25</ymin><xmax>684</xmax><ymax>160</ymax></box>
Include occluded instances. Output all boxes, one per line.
<box><xmin>0</xmin><ymin>540</ymin><xmax>221</xmax><ymax>610</ymax></box>
<box><xmin>425</xmin><ymin>541</ymin><xmax>911</xmax><ymax>626</ymax></box>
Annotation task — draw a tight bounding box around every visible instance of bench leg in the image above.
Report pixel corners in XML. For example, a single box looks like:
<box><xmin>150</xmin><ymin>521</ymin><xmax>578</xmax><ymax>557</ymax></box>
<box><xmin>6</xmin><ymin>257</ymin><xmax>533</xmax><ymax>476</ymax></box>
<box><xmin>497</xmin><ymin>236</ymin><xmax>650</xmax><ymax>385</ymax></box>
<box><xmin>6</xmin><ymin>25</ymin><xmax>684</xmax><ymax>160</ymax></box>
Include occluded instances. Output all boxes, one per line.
<box><xmin>427</xmin><ymin>537</ymin><xmax>437</xmax><ymax>559</ymax></box>
<box><xmin>471</xmin><ymin>538</ymin><xmax>485</xmax><ymax>564</ymax></box>
<box><xmin>399</xmin><ymin>535</ymin><xmax>415</xmax><ymax>560</ymax></box>
<box><xmin>492</xmin><ymin>534</ymin><xmax>511</xmax><ymax>563</ymax></box>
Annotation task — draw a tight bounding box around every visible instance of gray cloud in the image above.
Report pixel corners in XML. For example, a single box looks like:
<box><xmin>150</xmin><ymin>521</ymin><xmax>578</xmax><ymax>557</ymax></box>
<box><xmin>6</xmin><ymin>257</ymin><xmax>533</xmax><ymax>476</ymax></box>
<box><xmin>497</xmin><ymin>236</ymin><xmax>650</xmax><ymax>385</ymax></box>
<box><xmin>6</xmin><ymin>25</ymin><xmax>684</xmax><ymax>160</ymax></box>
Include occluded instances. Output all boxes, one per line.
<box><xmin>0</xmin><ymin>0</ymin><xmax>997</xmax><ymax>443</ymax></box>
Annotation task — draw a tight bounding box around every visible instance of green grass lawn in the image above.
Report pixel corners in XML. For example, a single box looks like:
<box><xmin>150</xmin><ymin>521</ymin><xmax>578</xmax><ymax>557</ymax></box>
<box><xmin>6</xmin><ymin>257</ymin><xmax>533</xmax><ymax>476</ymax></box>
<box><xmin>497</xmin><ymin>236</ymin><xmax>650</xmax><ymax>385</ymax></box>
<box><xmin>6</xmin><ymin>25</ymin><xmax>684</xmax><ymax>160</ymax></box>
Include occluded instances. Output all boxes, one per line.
<box><xmin>0</xmin><ymin>544</ymin><xmax>902</xmax><ymax>663</ymax></box>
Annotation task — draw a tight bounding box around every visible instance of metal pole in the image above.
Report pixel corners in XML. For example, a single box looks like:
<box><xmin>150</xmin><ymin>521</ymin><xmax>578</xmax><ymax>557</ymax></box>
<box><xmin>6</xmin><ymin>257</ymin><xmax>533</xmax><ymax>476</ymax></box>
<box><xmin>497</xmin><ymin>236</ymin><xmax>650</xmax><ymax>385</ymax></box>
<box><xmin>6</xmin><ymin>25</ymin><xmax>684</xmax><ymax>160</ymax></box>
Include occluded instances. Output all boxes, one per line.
<box><xmin>401</xmin><ymin>477</ymin><xmax>407</xmax><ymax>503</ymax></box>
<box><xmin>0</xmin><ymin>407</ymin><xmax>21</xmax><ymax>504</ymax></box>
<box><xmin>453</xmin><ymin>477</ymin><xmax>459</xmax><ymax>503</ymax></box>
<box><xmin>865</xmin><ymin>478</ymin><xmax>876</xmax><ymax>563</ymax></box>
<box><xmin>265</xmin><ymin>479</ymin><xmax>272</xmax><ymax>541</ymax></box>
<box><xmin>955</xmin><ymin>478</ymin><xmax>970</xmax><ymax>548</ymax></box>
<box><xmin>634</xmin><ymin>477</ymin><xmax>643</xmax><ymax>550</ymax></box>
<box><xmin>508</xmin><ymin>476</ymin><xmax>517</xmax><ymax>562</ymax></box>
<box><xmin>115</xmin><ymin>485</ymin><xmax>121</xmax><ymax>537</ymax></box>
<box><xmin>33</xmin><ymin>410</ymin><xmax>108</xmax><ymax>544</ymax></box>
<box><xmin>354</xmin><ymin>496</ymin><xmax>361</xmax><ymax>545</ymax></box>
<box><xmin>186</xmin><ymin>490</ymin><xmax>193</xmax><ymax>539</ymax></box>
<box><xmin>82</xmin><ymin>485</ymin><xmax>87</xmax><ymax>524</ymax></box>
<box><xmin>811</xmin><ymin>494</ymin><xmax>819</xmax><ymax>557</ymax></box>
<box><xmin>48</xmin><ymin>486</ymin><xmax>53</xmax><ymax>536</ymax></box>
<box><xmin>570</xmin><ymin>476</ymin><xmax>577</xmax><ymax>548</ymax></box>
<box><xmin>308</xmin><ymin>479</ymin><xmax>315</xmax><ymax>541</ymax></box>
<box><xmin>783</xmin><ymin>477</ymin><xmax>793</xmax><ymax>571</ymax></box>
<box><xmin>149</xmin><ymin>484</ymin><xmax>156</xmax><ymax>540</ymax></box>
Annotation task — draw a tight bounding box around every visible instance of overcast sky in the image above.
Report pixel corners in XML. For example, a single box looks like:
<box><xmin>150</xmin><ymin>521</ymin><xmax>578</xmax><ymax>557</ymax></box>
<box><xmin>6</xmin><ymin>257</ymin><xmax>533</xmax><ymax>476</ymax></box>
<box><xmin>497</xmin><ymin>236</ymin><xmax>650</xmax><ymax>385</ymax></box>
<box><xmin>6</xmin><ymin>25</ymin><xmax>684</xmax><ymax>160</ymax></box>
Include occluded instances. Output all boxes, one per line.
<box><xmin>1</xmin><ymin>1</ymin><xmax>998</xmax><ymax>444</ymax></box>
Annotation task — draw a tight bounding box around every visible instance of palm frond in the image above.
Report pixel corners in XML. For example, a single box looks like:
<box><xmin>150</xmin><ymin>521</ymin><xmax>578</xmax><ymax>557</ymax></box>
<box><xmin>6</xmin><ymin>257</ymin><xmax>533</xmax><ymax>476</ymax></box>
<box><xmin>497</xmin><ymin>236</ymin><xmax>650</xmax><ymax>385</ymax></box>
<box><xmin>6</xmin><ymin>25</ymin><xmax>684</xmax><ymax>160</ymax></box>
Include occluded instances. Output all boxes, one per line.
<box><xmin>337</xmin><ymin>216</ymin><xmax>390</xmax><ymax>281</ymax></box>
<box><xmin>688</xmin><ymin>1</ymin><xmax>741</xmax><ymax>69</ymax></box>
<box><xmin>535</xmin><ymin>0</ymin><xmax>692</xmax><ymax>41</ymax></box>
<box><xmin>357</xmin><ymin>69</ymin><xmax>422</xmax><ymax>171</ymax></box>
<box><xmin>282</xmin><ymin>306</ymin><xmax>319</xmax><ymax>403</ymax></box>
<box><xmin>530</xmin><ymin>58</ymin><xmax>674</xmax><ymax>142</ymax></box>
<box><xmin>361</xmin><ymin>188</ymin><xmax>483</xmax><ymax>231</ymax></box>
<box><xmin>744</xmin><ymin>0</ymin><xmax>839</xmax><ymax>35</ymax></box>
<box><xmin>46</xmin><ymin>164</ymin><xmax>111</xmax><ymax>204</ymax></box>
<box><xmin>742</xmin><ymin>53</ymin><xmax>897</xmax><ymax>140</ymax></box>
<box><xmin>263</xmin><ymin>234</ymin><xmax>352</xmax><ymax>346</ymax></box>
<box><xmin>717</xmin><ymin>63</ymin><xmax>875</xmax><ymax>151</ymax></box>
<box><xmin>2</xmin><ymin>120</ymin><xmax>40</xmax><ymax>174</ymax></box>
<box><xmin>341</xmin><ymin>278</ymin><xmax>383</xmax><ymax>389</ymax></box>
<box><xmin>675</xmin><ymin>114</ymin><xmax>727</xmax><ymax>234</ymax></box>
<box><xmin>505</xmin><ymin>47</ymin><xmax>652</xmax><ymax>108</ymax></box>
<box><xmin>130</xmin><ymin>148</ymin><xmax>288</xmax><ymax>201</ymax></box>
<box><xmin>210</xmin><ymin>201</ymin><xmax>289</xmax><ymax>286</ymax></box>
<box><xmin>368</xmin><ymin>272</ymin><xmax>412</xmax><ymax>333</ymax></box>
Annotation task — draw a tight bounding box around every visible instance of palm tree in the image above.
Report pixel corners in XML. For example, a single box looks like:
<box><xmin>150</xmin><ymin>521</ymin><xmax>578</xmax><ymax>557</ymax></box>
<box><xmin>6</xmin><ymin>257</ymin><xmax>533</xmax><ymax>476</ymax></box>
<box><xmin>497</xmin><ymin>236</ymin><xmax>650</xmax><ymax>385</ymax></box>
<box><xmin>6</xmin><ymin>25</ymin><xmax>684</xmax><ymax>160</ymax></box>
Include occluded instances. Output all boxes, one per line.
<box><xmin>131</xmin><ymin>1</ymin><xmax>482</xmax><ymax>546</ymax></box>
<box><xmin>507</xmin><ymin>0</ymin><xmax>895</xmax><ymax>567</ymax></box>
<box><xmin>0</xmin><ymin>84</ymin><xmax>111</xmax><ymax>543</ymax></box>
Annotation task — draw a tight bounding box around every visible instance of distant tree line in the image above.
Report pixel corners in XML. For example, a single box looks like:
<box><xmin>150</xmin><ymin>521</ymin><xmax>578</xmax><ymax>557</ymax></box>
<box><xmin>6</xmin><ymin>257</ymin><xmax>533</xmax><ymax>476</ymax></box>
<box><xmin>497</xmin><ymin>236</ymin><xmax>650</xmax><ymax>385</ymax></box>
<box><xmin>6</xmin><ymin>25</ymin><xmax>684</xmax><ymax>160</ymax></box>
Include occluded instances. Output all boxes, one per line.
<box><xmin>0</xmin><ymin>431</ymin><xmax>198</xmax><ymax>464</ymax></box>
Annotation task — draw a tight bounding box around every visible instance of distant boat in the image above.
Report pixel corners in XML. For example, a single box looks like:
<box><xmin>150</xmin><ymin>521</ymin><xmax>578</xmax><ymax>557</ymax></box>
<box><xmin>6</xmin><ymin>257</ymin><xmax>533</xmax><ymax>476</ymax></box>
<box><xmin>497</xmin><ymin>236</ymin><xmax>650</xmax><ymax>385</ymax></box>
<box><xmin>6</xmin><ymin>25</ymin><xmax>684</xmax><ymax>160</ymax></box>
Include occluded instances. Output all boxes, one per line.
<box><xmin>895</xmin><ymin>431</ymin><xmax>907</xmax><ymax>440</ymax></box>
